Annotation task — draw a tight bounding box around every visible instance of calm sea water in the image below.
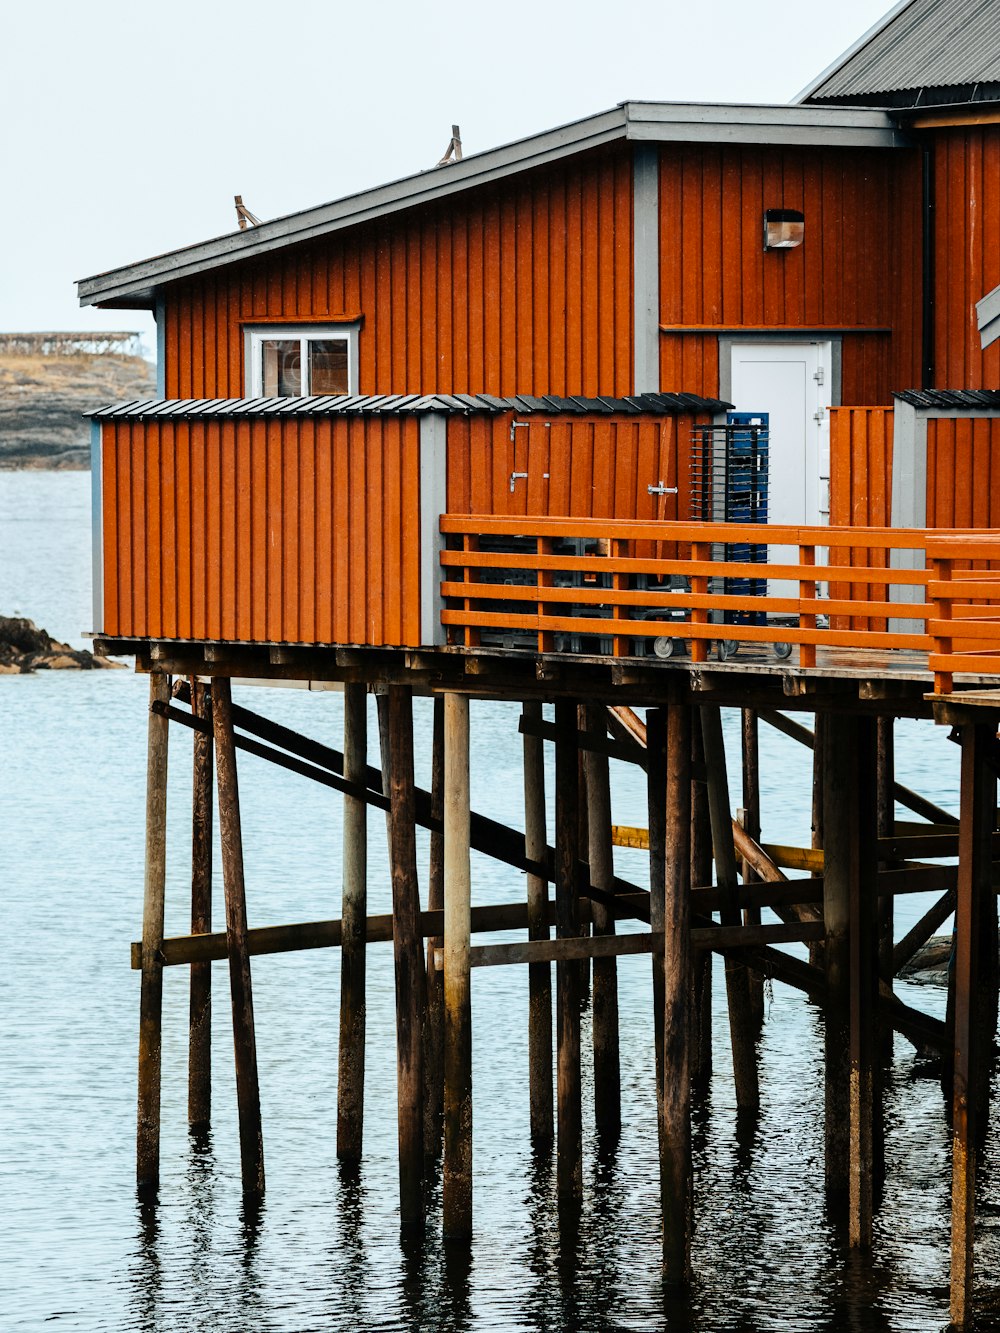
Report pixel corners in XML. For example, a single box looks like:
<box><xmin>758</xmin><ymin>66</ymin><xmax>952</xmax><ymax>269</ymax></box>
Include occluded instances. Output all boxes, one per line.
<box><xmin>1</xmin><ymin>470</ymin><xmax>996</xmax><ymax>1332</ymax></box>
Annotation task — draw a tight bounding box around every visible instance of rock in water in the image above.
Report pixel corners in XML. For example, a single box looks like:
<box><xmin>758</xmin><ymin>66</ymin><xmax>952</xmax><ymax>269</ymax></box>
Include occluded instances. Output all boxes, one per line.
<box><xmin>0</xmin><ymin>616</ymin><xmax>122</xmax><ymax>672</ymax></box>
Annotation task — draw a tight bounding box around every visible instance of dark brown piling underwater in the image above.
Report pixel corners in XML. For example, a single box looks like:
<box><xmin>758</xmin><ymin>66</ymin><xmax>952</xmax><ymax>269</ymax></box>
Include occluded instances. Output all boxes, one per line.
<box><xmin>337</xmin><ymin>681</ymin><xmax>368</xmax><ymax>1161</ymax></box>
<box><xmin>555</xmin><ymin>698</ymin><xmax>583</xmax><ymax>1202</ymax></box>
<box><xmin>213</xmin><ymin>676</ymin><xmax>265</xmax><ymax>1198</ymax></box>
<box><xmin>442</xmin><ymin>693</ymin><xmax>473</xmax><ymax>1240</ymax></box>
<box><xmin>383</xmin><ymin>683</ymin><xmax>426</xmax><ymax>1229</ymax></box>
<box><xmin>137</xmin><ymin>672</ymin><xmax>170</xmax><ymax>1193</ymax></box>
<box><xmin>188</xmin><ymin>678</ymin><xmax>213</xmax><ymax>1131</ymax></box>
<box><xmin>522</xmin><ymin>700</ymin><xmax>554</xmax><ymax>1151</ymax></box>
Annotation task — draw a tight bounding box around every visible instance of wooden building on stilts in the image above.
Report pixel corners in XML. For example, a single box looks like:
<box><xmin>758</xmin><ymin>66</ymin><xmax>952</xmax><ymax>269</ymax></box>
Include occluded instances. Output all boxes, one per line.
<box><xmin>78</xmin><ymin>0</ymin><xmax>1000</xmax><ymax>1324</ymax></box>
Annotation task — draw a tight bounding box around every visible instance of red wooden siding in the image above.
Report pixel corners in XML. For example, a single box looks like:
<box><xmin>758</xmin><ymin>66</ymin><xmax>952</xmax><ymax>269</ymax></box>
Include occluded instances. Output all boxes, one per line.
<box><xmin>828</xmin><ymin>407</ymin><xmax>895</xmax><ymax>630</ymax></box>
<box><xmin>658</xmin><ymin>145</ymin><xmax>923</xmax><ymax>403</ymax></box>
<box><xmin>446</xmin><ymin>412</ymin><xmax>706</xmax><ymax>527</ymax></box>
<box><xmin>163</xmin><ymin>147</ymin><xmax>634</xmax><ymax>401</ymax></box>
<box><xmin>931</xmin><ymin>126</ymin><xmax>1000</xmax><ymax>390</ymax></box>
<box><xmin>100</xmin><ymin>416</ymin><xmax>421</xmax><ymax>646</ymax></box>
<box><xmin>927</xmin><ymin>416</ymin><xmax>1000</xmax><ymax>527</ymax></box>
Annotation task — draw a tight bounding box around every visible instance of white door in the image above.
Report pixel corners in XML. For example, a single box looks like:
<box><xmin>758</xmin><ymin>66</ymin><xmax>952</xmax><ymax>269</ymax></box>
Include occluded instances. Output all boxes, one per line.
<box><xmin>729</xmin><ymin>341</ymin><xmax>830</xmax><ymax>530</ymax></box>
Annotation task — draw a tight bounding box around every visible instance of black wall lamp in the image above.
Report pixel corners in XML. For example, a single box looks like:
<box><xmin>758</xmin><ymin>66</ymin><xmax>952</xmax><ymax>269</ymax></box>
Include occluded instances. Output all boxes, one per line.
<box><xmin>763</xmin><ymin>208</ymin><xmax>805</xmax><ymax>251</ymax></box>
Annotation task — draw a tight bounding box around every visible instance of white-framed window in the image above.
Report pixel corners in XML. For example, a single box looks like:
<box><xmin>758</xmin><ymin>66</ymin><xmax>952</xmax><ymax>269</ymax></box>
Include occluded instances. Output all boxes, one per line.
<box><xmin>244</xmin><ymin>324</ymin><xmax>359</xmax><ymax>397</ymax></box>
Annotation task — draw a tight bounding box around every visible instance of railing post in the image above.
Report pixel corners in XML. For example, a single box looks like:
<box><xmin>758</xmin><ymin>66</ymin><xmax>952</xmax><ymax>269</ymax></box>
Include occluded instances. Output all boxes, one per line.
<box><xmin>462</xmin><ymin>534</ymin><xmax>480</xmax><ymax>650</ymax></box>
<box><xmin>690</xmin><ymin>540</ymin><xmax>711</xmax><ymax>663</ymax></box>
<box><xmin>537</xmin><ymin>536</ymin><xmax>554</xmax><ymax>654</ymax></box>
<box><xmin>799</xmin><ymin>544</ymin><xmax>817</xmax><ymax>669</ymax></box>
<box><xmin>931</xmin><ymin>552</ymin><xmax>954</xmax><ymax>695</ymax></box>
<box><xmin>610</xmin><ymin>537</ymin><xmax>627</xmax><ymax>658</ymax></box>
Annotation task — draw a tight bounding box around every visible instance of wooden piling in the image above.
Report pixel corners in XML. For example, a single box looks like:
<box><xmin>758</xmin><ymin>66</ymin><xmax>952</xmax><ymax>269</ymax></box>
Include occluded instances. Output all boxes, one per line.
<box><xmin>137</xmin><ymin>672</ymin><xmax>170</xmax><ymax>1192</ymax></box>
<box><xmin>646</xmin><ymin>708</ymin><xmax>667</xmax><ymax>1129</ymax></box>
<box><xmin>690</xmin><ymin>716</ymin><xmax>714</xmax><ymax>1083</ymax></box>
<box><xmin>822</xmin><ymin>712</ymin><xmax>878</xmax><ymax>1237</ymax></box>
<box><xmin>523</xmin><ymin>701</ymin><xmax>553</xmax><ymax>1150</ymax></box>
<box><xmin>337</xmin><ymin>681</ymin><xmax>367</xmax><ymax>1161</ymax></box>
<box><xmin>662</xmin><ymin>699</ymin><xmax>692</xmax><ymax>1285</ymax></box>
<box><xmin>554</xmin><ymin>698</ymin><xmax>583</xmax><ymax>1201</ymax></box>
<box><xmin>384</xmin><ymin>684</ymin><xmax>425</xmax><ymax>1227</ymax></box>
<box><xmin>425</xmin><ymin>695</ymin><xmax>446</xmax><ymax>1156</ymax></box>
<box><xmin>950</xmin><ymin>721</ymin><xmax>999</xmax><ymax>1328</ymax></box>
<box><xmin>442</xmin><ymin>693</ymin><xmax>473</xmax><ymax>1239</ymax></box>
<box><xmin>583</xmin><ymin>702</ymin><xmax>620</xmax><ymax>1138</ymax></box>
<box><xmin>188</xmin><ymin>679</ymin><xmax>213</xmax><ymax>1130</ymax></box>
<box><xmin>700</xmin><ymin>705</ymin><xmax>759</xmax><ymax>1115</ymax></box>
<box><xmin>740</xmin><ymin>708</ymin><xmax>765</xmax><ymax>1036</ymax></box>
<box><xmin>876</xmin><ymin>717</ymin><xmax>895</xmax><ymax>992</ymax></box>
<box><xmin>212</xmin><ymin>676</ymin><xmax>265</xmax><ymax>1197</ymax></box>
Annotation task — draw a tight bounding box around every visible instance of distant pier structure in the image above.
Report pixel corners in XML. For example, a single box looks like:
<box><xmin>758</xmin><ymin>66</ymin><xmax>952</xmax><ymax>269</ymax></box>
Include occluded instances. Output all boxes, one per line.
<box><xmin>76</xmin><ymin>1</ymin><xmax>1000</xmax><ymax>1323</ymax></box>
<box><xmin>0</xmin><ymin>331</ymin><xmax>143</xmax><ymax>357</ymax></box>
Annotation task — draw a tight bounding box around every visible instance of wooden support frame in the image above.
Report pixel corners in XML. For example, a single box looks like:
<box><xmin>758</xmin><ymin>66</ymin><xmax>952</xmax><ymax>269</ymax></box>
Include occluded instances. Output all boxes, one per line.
<box><xmin>555</xmin><ymin>698</ymin><xmax>583</xmax><ymax>1201</ymax></box>
<box><xmin>337</xmin><ymin>681</ymin><xmax>367</xmax><ymax>1161</ymax></box>
<box><xmin>443</xmin><ymin>693</ymin><xmax>473</xmax><ymax>1239</ymax></box>
<box><xmin>584</xmin><ymin>702</ymin><xmax>621</xmax><ymax>1138</ymax></box>
<box><xmin>662</xmin><ymin>700</ymin><xmax>693</xmax><ymax>1284</ymax></box>
<box><xmin>188</xmin><ymin>679</ymin><xmax>213</xmax><ymax>1131</ymax></box>
<box><xmin>950</xmin><ymin>722</ymin><xmax>999</xmax><ymax>1328</ymax></box>
<box><xmin>137</xmin><ymin>672</ymin><xmax>170</xmax><ymax>1193</ymax></box>
<box><xmin>383</xmin><ymin>684</ymin><xmax>425</xmax><ymax>1228</ymax></box>
<box><xmin>700</xmin><ymin>705</ymin><xmax>760</xmax><ymax>1115</ymax></box>
<box><xmin>213</xmin><ymin>677</ymin><xmax>265</xmax><ymax>1197</ymax></box>
<box><xmin>522</xmin><ymin>701</ymin><xmax>553</xmax><ymax>1150</ymax></box>
<box><xmin>425</xmin><ymin>695</ymin><xmax>446</xmax><ymax>1156</ymax></box>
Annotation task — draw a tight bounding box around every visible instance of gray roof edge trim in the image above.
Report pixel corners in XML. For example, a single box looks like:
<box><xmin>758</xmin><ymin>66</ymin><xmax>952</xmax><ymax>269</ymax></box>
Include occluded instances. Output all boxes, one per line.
<box><xmin>78</xmin><ymin>106</ymin><xmax>629</xmax><ymax>308</ymax></box>
<box><xmin>793</xmin><ymin>0</ymin><xmax>914</xmax><ymax>104</ymax></box>
<box><xmin>626</xmin><ymin>100</ymin><xmax>899</xmax><ymax>127</ymax></box>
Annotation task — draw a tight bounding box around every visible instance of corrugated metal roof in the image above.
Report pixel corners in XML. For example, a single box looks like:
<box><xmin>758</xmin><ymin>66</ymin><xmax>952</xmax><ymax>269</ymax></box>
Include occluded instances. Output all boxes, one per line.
<box><xmin>804</xmin><ymin>0</ymin><xmax>1000</xmax><ymax>101</ymax></box>
<box><xmin>87</xmin><ymin>392</ymin><xmax>732</xmax><ymax>421</ymax></box>
<box><xmin>894</xmin><ymin>389</ymin><xmax>1000</xmax><ymax>410</ymax></box>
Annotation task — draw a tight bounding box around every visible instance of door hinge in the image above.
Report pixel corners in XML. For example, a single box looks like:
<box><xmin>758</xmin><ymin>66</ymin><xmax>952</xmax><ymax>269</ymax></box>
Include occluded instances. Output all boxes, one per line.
<box><xmin>813</xmin><ymin>367</ymin><xmax>825</xmax><ymax>385</ymax></box>
<box><xmin>647</xmin><ymin>481</ymin><xmax>678</xmax><ymax>496</ymax></box>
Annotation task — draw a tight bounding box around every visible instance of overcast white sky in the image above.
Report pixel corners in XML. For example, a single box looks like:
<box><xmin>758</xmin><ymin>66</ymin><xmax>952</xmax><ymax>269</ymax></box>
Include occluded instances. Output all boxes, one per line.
<box><xmin>0</xmin><ymin>0</ymin><xmax>896</xmax><ymax>356</ymax></box>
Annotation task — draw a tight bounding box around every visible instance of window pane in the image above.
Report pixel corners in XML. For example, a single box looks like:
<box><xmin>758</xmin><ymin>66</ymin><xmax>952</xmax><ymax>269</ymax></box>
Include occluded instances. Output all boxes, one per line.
<box><xmin>309</xmin><ymin>339</ymin><xmax>349</xmax><ymax>394</ymax></box>
<box><xmin>261</xmin><ymin>340</ymin><xmax>302</xmax><ymax>396</ymax></box>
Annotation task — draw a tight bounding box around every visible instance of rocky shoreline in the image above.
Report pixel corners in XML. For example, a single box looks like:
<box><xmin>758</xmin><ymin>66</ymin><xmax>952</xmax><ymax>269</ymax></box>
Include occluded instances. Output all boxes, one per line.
<box><xmin>0</xmin><ymin>350</ymin><xmax>156</xmax><ymax>469</ymax></box>
<box><xmin>0</xmin><ymin>616</ymin><xmax>122</xmax><ymax>673</ymax></box>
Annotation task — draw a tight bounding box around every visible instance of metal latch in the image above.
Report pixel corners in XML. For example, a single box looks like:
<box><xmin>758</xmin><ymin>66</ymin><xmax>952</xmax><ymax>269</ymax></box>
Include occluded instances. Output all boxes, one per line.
<box><xmin>647</xmin><ymin>481</ymin><xmax>678</xmax><ymax>496</ymax></box>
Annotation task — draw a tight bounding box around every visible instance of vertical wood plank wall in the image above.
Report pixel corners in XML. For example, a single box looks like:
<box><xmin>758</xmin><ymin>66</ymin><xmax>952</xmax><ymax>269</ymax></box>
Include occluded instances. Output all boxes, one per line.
<box><xmin>927</xmin><ymin>417</ymin><xmax>1000</xmax><ymax>527</ymax></box>
<box><xmin>163</xmin><ymin>147</ymin><xmax>634</xmax><ymax>401</ymax></box>
<box><xmin>932</xmin><ymin>126</ymin><xmax>1000</xmax><ymax>390</ymax></box>
<box><xmin>828</xmin><ymin>407</ymin><xmax>894</xmax><ymax>630</ymax></box>
<box><xmin>657</xmin><ymin>145</ymin><xmax>923</xmax><ymax>404</ymax></box>
<box><xmin>446</xmin><ymin>412</ymin><xmax>707</xmax><ymax>528</ymax></box>
<box><xmin>101</xmin><ymin>417</ymin><xmax>421</xmax><ymax>645</ymax></box>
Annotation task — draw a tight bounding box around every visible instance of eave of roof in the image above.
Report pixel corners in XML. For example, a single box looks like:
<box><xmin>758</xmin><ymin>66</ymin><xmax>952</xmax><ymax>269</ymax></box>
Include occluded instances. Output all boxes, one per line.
<box><xmin>78</xmin><ymin>100</ymin><xmax>905</xmax><ymax>310</ymax></box>
<box><xmin>977</xmin><ymin>285</ymin><xmax>1000</xmax><ymax>351</ymax></box>
<box><xmin>86</xmin><ymin>391</ymin><xmax>733</xmax><ymax>421</ymax></box>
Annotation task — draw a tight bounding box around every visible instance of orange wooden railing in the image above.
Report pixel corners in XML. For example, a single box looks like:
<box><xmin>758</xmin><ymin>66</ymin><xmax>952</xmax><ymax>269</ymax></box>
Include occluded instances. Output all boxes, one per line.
<box><xmin>928</xmin><ymin>535</ymin><xmax>1000</xmax><ymax>694</ymax></box>
<box><xmin>440</xmin><ymin>516</ymin><xmax>950</xmax><ymax>668</ymax></box>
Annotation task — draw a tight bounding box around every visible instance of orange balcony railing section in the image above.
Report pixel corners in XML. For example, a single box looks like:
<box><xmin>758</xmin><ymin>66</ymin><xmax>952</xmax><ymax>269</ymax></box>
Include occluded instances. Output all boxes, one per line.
<box><xmin>927</xmin><ymin>535</ymin><xmax>1000</xmax><ymax>694</ymax></box>
<box><xmin>440</xmin><ymin>516</ymin><xmax>1000</xmax><ymax>689</ymax></box>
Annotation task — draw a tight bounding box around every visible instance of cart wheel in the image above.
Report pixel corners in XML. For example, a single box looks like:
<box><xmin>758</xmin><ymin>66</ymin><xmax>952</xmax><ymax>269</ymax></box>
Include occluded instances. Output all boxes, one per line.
<box><xmin>717</xmin><ymin>640</ymin><xmax>740</xmax><ymax>661</ymax></box>
<box><xmin>773</xmin><ymin>642</ymin><xmax>793</xmax><ymax>660</ymax></box>
<box><xmin>653</xmin><ymin>635</ymin><xmax>679</xmax><ymax>659</ymax></box>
